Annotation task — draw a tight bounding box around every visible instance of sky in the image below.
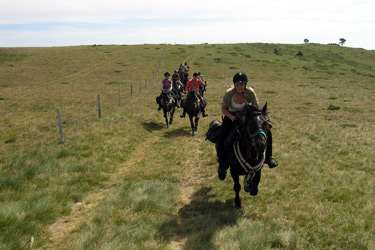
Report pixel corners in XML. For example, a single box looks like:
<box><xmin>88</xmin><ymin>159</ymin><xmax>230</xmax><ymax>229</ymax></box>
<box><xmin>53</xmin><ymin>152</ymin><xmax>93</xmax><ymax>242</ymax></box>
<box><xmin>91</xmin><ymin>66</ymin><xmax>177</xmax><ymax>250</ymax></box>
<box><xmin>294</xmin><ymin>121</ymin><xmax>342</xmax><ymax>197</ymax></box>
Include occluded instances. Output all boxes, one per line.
<box><xmin>1</xmin><ymin>0</ymin><xmax>374</xmax><ymax>50</ymax></box>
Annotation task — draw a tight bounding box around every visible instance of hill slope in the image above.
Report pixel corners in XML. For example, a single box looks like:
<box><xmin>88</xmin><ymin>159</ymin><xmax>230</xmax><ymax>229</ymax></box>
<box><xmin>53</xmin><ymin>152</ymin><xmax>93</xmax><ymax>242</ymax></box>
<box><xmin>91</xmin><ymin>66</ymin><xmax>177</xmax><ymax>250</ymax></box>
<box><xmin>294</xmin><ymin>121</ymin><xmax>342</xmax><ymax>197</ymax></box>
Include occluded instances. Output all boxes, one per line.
<box><xmin>1</xmin><ymin>43</ymin><xmax>375</xmax><ymax>249</ymax></box>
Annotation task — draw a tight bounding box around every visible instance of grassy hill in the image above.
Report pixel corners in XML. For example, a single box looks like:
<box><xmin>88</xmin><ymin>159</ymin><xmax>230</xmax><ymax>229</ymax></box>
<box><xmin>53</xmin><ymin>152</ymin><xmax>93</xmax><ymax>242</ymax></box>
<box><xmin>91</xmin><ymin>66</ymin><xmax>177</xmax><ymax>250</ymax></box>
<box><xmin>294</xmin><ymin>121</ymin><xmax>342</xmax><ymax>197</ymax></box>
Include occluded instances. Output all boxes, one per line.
<box><xmin>1</xmin><ymin>43</ymin><xmax>375</xmax><ymax>249</ymax></box>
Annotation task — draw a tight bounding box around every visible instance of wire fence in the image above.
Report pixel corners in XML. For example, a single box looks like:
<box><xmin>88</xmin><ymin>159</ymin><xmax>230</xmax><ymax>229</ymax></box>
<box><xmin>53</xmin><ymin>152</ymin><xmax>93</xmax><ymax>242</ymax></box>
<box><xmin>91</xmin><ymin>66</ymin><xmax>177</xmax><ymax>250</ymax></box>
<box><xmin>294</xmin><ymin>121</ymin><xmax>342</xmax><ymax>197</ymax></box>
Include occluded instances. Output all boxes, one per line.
<box><xmin>0</xmin><ymin>44</ymin><xmax>167</xmax><ymax>170</ymax></box>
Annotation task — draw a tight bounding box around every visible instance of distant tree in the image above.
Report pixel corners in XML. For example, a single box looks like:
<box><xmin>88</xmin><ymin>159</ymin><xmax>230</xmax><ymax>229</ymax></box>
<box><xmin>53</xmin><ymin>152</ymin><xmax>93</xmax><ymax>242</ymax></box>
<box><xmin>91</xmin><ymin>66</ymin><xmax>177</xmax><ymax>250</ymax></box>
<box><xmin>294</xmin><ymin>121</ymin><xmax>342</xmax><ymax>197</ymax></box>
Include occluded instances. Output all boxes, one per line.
<box><xmin>339</xmin><ymin>38</ymin><xmax>346</xmax><ymax>46</ymax></box>
<box><xmin>304</xmin><ymin>39</ymin><xmax>309</xmax><ymax>44</ymax></box>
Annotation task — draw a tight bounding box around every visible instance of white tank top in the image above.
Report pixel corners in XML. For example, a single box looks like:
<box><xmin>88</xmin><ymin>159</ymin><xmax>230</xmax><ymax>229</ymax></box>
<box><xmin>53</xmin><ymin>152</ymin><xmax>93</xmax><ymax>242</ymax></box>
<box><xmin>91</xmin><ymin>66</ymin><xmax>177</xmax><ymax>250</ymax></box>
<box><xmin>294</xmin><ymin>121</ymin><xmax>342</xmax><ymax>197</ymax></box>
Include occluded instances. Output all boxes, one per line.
<box><xmin>228</xmin><ymin>97</ymin><xmax>245</xmax><ymax>112</ymax></box>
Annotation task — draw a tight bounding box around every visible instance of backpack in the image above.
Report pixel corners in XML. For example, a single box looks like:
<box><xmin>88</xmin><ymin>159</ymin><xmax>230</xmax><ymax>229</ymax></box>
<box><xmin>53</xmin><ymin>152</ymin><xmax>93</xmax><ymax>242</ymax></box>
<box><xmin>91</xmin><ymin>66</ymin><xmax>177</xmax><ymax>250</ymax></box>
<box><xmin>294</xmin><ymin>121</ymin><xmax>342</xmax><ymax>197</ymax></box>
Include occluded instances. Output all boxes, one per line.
<box><xmin>205</xmin><ymin>120</ymin><xmax>222</xmax><ymax>143</ymax></box>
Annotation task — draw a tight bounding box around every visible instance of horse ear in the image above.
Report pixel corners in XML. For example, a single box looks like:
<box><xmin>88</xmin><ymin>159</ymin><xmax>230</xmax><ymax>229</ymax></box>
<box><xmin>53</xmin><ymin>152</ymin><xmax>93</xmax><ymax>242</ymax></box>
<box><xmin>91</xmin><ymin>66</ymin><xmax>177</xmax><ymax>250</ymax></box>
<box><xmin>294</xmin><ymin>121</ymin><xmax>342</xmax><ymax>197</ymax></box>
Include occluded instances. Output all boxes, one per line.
<box><xmin>262</xmin><ymin>102</ymin><xmax>268</xmax><ymax>114</ymax></box>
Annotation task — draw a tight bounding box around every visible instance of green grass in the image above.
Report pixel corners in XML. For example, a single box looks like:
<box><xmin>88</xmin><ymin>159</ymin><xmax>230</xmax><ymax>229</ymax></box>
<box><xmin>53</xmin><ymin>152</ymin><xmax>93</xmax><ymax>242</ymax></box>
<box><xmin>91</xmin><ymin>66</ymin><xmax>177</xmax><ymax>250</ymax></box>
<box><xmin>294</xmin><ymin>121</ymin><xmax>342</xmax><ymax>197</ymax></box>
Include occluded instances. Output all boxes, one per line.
<box><xmin>0</xmin><ymin>43</ymin><xmax>375</xmax><ymax>249</ymax></box>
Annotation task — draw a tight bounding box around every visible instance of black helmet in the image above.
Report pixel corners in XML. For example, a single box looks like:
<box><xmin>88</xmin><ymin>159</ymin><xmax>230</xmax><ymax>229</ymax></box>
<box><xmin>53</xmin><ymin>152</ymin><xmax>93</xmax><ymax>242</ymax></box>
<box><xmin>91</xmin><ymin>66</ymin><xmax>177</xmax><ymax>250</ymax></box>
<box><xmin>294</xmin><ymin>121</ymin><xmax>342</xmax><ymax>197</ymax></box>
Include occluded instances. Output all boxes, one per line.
<box><xmin>164</xmin><ymin>72</ymin><xmax>170</xmax><ymax>76</ymax></box>
<box><xmin>233</xmin><ymin>72</ymin><xmax>248</xmax><ymax>85</ymax></box>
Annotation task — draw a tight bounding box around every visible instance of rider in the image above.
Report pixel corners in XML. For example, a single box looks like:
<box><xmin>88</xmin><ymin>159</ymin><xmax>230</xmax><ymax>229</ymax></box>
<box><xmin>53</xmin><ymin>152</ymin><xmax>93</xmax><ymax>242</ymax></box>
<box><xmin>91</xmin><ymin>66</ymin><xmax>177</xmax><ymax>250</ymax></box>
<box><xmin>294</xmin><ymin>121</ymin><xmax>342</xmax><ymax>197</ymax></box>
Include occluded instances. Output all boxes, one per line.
<box><xmin>158</xmin><ymin>72</ymin><xmax>179</xmax><ymax>110</ymax></box>
<box><xmin>172</xmin><ymin>69</ymin><xmax>180</xmax><ymax>83</ymax></box>
<box><xmin>180</xmin><ymin>72</ymin><xmax>208</xmax><ymax>118</ymax></box>
<box><xmin>216</xmin><ymin>72</ymin><xmax>278</xmax><ymax>181</ymax></box>
<box><xmin>184</xmin><ymin>61</ymin><xmax>189</xmax><ymax>72</ymax></box>
<box><xmin>198</xmin><ymin>72</ymin><xmax>204</xmax><ymax>82</ymax></box>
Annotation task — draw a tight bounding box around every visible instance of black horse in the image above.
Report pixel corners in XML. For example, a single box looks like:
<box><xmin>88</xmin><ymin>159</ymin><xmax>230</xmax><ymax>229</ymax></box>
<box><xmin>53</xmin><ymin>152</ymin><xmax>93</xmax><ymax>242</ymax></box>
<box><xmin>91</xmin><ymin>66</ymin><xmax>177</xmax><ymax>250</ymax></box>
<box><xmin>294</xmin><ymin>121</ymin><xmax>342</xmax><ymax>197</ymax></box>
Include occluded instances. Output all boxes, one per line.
<box><xmin>173</xmin><ymin>78</ymin><xmax>185</xmax><ymax>95</ymax></box>
<box><xmin>158</xmin><ymin>92</ymin><xmax>176</xmax><ymax>128</ymax></box>
<box><xmin>212</xmin><ymin>103</ymin><xmax>270</xmax><ymax>208</ymax></box>
<box><xmin>181</xmin><ymin>89</ymin><xmax>201</xmax><ymax>136</ymax></box>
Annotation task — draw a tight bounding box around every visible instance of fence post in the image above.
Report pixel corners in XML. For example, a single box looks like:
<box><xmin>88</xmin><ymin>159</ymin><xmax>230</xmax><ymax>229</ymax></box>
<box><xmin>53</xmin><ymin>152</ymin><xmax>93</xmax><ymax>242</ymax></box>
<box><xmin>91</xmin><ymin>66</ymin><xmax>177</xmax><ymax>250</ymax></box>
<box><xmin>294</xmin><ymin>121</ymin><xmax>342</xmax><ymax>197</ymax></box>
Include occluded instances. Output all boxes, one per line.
<box><xmin>139</xmin><ymin>80</ymin><xmax>142</xmax><ymax>93</ymax></box>
<box><xmin>97</xmin><ymin>94</ymin><xmax>101</xmax><ymax>118</ymax></box>
<box><xmin>131</xmin><ymin>84</ymin><xmax>133</xmax><ymax>97</ymax></box>
<box><xmin>56</xmin><ymin>107</ymin><xmax>64</xmax><ymax>143</ymax></box>
<box><xmin>118</xmin><ymin>86</ymin><xmax>121</xmax><ymax>106</ymax></box>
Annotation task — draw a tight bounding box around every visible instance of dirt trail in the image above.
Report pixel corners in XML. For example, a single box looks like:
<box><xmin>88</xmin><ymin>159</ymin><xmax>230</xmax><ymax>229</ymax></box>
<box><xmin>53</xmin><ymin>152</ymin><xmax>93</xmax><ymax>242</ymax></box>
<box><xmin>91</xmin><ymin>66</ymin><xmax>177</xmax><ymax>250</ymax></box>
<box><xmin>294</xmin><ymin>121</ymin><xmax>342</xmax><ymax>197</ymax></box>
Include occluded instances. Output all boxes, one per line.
<box><xmin>43</xmin><ymin>57</ymin><xmax>208</xmax><ymax>249</ymax></box>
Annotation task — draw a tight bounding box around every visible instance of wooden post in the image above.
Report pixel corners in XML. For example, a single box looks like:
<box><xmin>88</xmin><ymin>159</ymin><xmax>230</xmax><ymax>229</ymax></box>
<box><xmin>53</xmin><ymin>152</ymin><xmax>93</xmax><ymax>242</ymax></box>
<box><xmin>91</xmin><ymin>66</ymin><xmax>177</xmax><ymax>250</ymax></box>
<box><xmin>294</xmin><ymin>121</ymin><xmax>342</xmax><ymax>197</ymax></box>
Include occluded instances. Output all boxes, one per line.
<box><xmin>118</xmin><ymin>86</ymin><xmax>121</xmax><ymax>106</ymax></box>
<box><xmin>97</xmin><ymin>94</ymin><xmax>101</xmax><ymax>118</ymax></box>
<box><xmin>139</xmin><ymin>80</ymin><xmax>142</xmax><ymax>93</ymax></box>
<box><xmin>56</xmin><ymin>107</ymin><xmax>64</xmax><ymax>143</ymax></box>
<box><xmin>131</xmin><ymin>84</ymin><xmax>133</xmax><ymax>97</ymax></box>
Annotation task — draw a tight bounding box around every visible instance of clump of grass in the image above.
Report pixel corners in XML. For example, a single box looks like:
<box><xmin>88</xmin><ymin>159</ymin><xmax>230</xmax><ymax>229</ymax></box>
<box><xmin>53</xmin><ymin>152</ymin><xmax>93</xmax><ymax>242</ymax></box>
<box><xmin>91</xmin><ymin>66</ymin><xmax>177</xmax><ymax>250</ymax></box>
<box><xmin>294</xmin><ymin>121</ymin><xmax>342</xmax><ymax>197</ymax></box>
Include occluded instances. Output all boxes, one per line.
<box><xmin>340</xmin><ymin>123</ymin><xmax>357</xmax><ymax>128</ymax></box>
<box><xmin>344</xmin><ymin>107</ymin><xmax>364</xmax><ymax>113</ymax></box>
<box><xmin>113</xmin><ymin>70</ymin><xmax>121</xmax><ymax>73</ymax></box>
<box><xmin>229</xmin><ymin>66</ymin><xmax>238</xmax><ymax>69</ymax></box>
<box><xmin>264</xmin><ymin>90</ymin><xmax>277</xmax><ymax>94</ymax></box>
<box><xmin>5</xmin><ymin>136</ymin><xmax>16</xmax><ymax>143</ymax></box>
<box><xmin>329</xmin><ymin>96</ymin><xmax>338</xmax><ymax>100</ymax></box>
<box><xmin>327</xmin><ymin>104</ymin><xmax>340</xmax><ymax>110</ymax></box>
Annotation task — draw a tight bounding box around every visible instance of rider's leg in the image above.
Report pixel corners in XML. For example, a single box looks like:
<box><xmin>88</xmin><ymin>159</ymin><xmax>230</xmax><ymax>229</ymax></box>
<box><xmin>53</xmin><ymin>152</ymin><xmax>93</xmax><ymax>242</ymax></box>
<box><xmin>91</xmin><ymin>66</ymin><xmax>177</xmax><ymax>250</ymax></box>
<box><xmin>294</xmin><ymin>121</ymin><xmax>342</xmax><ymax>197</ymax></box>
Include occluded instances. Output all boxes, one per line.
<box><xmin>216</xmin><ymin>117</ymin><xmax>233</xmax><ymax>180</ymax></box>
<box><xmin>265</xmin><ymin>129</ymin><xmax>278</xmax><ymax>168</ymax></box>
<box><xmin>157</xmin><ymin>94</ymin><xmax>162</xmax><ymax>111</ymax></box>
<box><xmin>198</xmin><ymin>94</ymin><xmax>208</xmax><ymax>117</ymax></box>
<box><xmin>180</xmin><ymin>93</ymin><xmax>189</xmax><ymax>118</ymax></box>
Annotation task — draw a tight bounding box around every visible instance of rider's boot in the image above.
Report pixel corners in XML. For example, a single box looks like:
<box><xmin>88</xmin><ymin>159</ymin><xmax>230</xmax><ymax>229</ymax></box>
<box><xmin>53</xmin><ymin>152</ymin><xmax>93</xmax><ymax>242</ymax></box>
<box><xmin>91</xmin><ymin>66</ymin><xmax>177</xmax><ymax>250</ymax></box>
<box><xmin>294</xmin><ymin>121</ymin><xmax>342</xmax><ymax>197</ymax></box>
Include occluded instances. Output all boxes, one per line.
<box><xmin>158</xmin><ymin>105</ymin><xmax>162</xmax><ymax>111</ymax></box>
<box><xmin>265</xmin><ymin>157</ymin><xmax>278</xmax><ymax>168</ymax></box>
<box><xmin>201</xmin><ymin>107</ymin><xmax>208</xmax><ymax>117</ymax></box>
<box><xmin>265</xmin><ymin>131</ymin><xmax>278</xmax><ymax>168</ymax></box>
<box><xmin>180</xmin><ymin>110</ymin><xmax>186</xmax><ymax>118</ymax></box>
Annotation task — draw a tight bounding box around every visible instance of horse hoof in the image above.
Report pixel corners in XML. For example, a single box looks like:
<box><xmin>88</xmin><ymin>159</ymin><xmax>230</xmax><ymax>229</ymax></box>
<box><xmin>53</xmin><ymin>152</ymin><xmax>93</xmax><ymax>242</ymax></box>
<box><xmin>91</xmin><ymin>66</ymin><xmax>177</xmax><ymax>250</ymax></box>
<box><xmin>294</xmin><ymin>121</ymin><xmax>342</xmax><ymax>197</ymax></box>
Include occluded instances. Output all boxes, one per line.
<box><xmin>250</xmin><ymin>188</ymin><xmax>258</xmax><ymax>196</ymax></box>
<box><xmin>235</xmin><ymin>199</ymin><xmax>242</xmax><ymax>209</ymax></box>
<box><xmin>169</xmin><ymin>120</ymin><xmax>173</xmax><ymax>124</ymax></box>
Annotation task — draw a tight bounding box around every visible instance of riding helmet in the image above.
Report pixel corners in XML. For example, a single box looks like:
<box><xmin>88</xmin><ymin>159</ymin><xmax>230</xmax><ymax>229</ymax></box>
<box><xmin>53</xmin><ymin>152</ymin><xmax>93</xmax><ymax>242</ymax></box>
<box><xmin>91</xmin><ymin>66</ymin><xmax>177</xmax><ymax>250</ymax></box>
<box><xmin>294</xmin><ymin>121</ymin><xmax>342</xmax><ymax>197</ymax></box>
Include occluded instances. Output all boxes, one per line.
<box><xmin>233</xmin><ymin>72</ymin><xmax>248</xmax><ymax>85</ymax></box>
<box><xmin>164</xmin><ymin>72</ymin><xmax>170</xmax><ymax>76</ymax></box>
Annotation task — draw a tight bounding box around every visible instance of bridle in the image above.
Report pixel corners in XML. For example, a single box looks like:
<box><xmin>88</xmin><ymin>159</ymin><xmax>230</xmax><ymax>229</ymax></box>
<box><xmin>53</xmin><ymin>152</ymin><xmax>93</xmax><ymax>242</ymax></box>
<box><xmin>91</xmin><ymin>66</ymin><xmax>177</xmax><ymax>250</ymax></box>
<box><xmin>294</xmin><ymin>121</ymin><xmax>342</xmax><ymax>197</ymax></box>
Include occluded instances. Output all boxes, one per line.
<box><xmin>233</xmin><ymin>109</ymin><xmax>267</xmax><ymax>186</ymax></box>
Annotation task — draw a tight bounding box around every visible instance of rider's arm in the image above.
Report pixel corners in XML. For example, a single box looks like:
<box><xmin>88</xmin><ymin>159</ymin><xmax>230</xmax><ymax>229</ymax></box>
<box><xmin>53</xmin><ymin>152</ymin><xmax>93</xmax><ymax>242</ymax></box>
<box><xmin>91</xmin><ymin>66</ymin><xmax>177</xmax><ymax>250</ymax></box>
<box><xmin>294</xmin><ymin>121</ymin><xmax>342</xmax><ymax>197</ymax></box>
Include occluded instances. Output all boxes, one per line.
<box><xmin>185</xmin><ymin>81</ymin><xmax>191</xmax><ymax>91</ymax></box>
<box><xmin>245</xmin><ymin>87</ymin><xmax>259</xmax><ymax>107</ymax></box>
<box><xmin>222</xmin><ymin>108</ymin><xmax>236</xmax><ymax>121</ymax></box>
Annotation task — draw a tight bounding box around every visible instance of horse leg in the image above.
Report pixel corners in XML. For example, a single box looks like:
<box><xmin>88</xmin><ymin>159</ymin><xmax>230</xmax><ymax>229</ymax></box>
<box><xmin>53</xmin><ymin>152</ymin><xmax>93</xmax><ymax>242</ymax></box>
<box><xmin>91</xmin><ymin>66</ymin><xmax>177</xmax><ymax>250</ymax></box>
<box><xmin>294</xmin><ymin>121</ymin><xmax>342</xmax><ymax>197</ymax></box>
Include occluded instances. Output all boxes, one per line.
<box><xmin>250</xmin><ymin>171</ymin><xmax>261</xmax><ymax>196</ymax></box>
<box><xmin>189</xmin><ymin>115</ymin><xmax>195</xmax><ymax>136</ymax></box>
<box><xmin>232</xmin><ymin>173</ymin><xmax>242</xmax><ymax>208</ymax></box>
<box><xmin>194</xmin><ymin>117</ymin><xmax>199</xmax><ymax>132</ymax></box>
<box><xmin>169</xmin><ymin>106</ymin><xmax>174</xmax><ymax>124</ymax></box>
<box><xmin>163</xmin><ymin>110</ymin><xmax>169</xmax><ymax>128</ymax></box>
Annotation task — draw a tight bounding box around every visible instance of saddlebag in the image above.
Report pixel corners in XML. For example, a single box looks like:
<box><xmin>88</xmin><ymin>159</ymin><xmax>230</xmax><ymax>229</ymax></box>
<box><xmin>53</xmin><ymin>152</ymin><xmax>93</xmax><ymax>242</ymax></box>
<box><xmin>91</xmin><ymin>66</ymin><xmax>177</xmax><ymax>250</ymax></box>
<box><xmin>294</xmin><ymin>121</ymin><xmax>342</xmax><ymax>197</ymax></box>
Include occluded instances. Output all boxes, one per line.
<box><xmin>206</xmin><ymin>119</ymin><xmax>222</xmax><ymax>143</ymax></box>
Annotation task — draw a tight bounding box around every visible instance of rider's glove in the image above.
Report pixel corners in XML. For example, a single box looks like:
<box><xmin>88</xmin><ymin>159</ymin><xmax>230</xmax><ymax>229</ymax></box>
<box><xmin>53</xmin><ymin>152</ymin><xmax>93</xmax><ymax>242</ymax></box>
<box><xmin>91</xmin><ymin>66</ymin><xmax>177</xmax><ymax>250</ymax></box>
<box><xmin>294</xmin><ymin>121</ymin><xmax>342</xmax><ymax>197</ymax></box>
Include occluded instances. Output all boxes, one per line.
<box><xmin>233</xmin><ymin>114</ymin><xmax>241</xmax><ymax>124</ymax></box>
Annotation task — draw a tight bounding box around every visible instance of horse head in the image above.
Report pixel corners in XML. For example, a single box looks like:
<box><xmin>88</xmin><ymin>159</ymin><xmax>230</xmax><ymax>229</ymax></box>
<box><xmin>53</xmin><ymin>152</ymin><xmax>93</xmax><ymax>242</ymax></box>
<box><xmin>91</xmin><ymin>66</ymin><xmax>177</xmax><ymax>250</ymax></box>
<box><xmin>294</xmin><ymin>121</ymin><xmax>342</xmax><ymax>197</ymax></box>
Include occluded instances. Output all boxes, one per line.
<box><xmin>242</xmin><ymin>103</ymin><xmax>269</xmax><ymax>154</ymax></box>
<box><xmin>187</xmin><ymin>89</ymin><xmax>199</xmax><ymax>107</ymax></box>
<box><xmin>160</xmin><ymin>92</ymin><xmax>172</xmax><ymax>107</ymax></box>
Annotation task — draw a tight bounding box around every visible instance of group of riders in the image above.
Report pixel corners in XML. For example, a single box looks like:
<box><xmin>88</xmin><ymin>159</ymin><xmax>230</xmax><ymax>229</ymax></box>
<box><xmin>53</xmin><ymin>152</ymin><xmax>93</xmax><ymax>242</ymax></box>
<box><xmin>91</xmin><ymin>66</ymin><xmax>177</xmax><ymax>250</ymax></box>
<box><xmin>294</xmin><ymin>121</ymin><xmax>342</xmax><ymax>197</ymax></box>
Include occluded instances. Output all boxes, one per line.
<box><xmin>157</xmin><ymin>61</ymin><xmax>208</xmax><ymax>118</ymax></box>
<box><xmin>157</xmin><ymin>63</ymin><xmax>278</xmax><ymax>182</ymax></box>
